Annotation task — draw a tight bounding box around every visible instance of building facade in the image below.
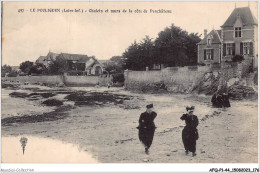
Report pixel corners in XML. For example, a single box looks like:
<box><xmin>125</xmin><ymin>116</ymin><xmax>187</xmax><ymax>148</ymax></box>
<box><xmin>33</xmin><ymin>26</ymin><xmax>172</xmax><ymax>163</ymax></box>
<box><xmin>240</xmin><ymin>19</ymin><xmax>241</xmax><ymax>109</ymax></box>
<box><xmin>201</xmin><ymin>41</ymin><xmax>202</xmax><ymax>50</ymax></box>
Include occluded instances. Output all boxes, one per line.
<box><xmin>197</xmin><ymin>29</ymin><xmax>222</xmax><ymax>65</ymax></box>
<box><xmin>35</xmin><ymin>52</ymin><xmax>103</xmax><ymax>76</ymax></box>
<box><xmin>198</xmin><ymin>7</ymin><xmax>258</xmax><ymax>68</ymax></box>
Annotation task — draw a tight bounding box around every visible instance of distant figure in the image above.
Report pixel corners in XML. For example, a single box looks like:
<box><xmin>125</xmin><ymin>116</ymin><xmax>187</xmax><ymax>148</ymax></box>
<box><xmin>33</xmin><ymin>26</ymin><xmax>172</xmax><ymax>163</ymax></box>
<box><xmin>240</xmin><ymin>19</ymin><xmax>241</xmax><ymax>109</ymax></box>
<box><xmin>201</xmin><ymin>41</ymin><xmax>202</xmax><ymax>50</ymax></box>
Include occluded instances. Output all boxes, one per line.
<box><xmin>180</xmin><ymin>106</ymin><xmax>199</xmax><ymax>157</ymax></box>
<box><xmin>211</xmin><ymin>93</ymin><xmax>223</xmax><ymax>108</ymax></box>
<box><xmin>137</xmin><ymin>104</ymin><xmax>157</xmax><ymax>155</ymax></box>
<box><xmin>211</xmin><ymin>92</ymin><xmax>231</xmax><ymax>108</ymax></box>
<box><xmin>221</xmin><ymin>93</ymin><xmax>231</xmax><ymax>107</ymax></box>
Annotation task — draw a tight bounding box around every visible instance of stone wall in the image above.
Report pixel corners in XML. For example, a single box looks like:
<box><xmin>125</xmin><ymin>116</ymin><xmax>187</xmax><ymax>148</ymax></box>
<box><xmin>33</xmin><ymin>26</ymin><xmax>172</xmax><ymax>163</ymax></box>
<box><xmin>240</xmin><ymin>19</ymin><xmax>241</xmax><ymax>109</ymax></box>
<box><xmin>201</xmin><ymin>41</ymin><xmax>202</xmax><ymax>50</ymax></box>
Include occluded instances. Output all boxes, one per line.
<box><xmin>124</xmin><ymin>67</ymin><xmax>207</xmax><ymax>93</ymax></box>
<box><xmin>3</xmin><ymin>75</ymin><xmax>63</xmax><ymax>85</ymax></box>
<box><xmin>3</xmin><ymin>75</ymin><xmax>109</xmax><ymax>87</ymax></box>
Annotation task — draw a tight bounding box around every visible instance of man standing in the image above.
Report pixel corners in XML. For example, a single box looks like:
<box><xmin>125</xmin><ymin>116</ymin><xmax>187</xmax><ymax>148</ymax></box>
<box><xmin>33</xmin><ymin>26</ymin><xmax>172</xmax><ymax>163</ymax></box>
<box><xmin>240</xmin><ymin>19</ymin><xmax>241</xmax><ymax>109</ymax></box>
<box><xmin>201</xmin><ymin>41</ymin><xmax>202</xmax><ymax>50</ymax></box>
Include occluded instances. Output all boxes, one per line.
<box><xmin>137</xmin><ymin>104</ymin><xmax>157</xmax><ymax>155</ymax></box>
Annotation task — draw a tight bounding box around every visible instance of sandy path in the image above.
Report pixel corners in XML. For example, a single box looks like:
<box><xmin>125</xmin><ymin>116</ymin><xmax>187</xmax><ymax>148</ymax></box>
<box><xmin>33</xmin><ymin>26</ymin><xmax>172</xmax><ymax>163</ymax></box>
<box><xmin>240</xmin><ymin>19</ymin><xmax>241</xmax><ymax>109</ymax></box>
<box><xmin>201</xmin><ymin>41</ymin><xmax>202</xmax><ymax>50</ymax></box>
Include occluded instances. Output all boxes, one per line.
<box><xmin>1</xmin><ymin>87</ymin><xmax>258</xmax><ymax>163</ymax></box>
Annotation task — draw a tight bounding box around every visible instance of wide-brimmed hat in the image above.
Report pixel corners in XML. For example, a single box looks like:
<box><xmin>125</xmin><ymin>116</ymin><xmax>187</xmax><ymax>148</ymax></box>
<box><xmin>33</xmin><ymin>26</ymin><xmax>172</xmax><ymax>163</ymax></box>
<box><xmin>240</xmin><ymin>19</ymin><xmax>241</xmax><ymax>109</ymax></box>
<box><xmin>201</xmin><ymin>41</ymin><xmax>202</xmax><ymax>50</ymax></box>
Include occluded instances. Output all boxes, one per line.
<box><xmin>146</xmin><ymin>104</ymin><xmax>153</xmax><ymax>109</ymax></box>
<box><xmin>186</xmin><ymin>106</ymin><xmax>195</xmax><ymax>111</ymax></box>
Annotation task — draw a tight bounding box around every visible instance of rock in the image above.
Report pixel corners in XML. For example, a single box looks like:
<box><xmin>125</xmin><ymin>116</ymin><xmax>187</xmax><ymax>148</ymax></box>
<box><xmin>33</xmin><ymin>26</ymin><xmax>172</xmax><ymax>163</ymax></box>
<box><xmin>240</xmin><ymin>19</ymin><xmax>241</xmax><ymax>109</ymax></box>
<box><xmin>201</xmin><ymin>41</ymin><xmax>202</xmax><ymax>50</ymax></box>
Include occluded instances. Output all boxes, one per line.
<box><xmin>228</xmin><ymin>85</ymin><xmax>257</xmax><ymax>100</ymax></box>
<box><xmin>166</xmin><ymin>154</ymin><xmax>171</xmax><ymax>156</ymax></box>
<box><xmin>201</xmin><ymin>151</ymin><xmax>206</xmax><ymax>153</ymax></box>
<box><xmin>172</xmin><ymin>150</ymin><xmax>178</xmax><ymax>152</ymax></box>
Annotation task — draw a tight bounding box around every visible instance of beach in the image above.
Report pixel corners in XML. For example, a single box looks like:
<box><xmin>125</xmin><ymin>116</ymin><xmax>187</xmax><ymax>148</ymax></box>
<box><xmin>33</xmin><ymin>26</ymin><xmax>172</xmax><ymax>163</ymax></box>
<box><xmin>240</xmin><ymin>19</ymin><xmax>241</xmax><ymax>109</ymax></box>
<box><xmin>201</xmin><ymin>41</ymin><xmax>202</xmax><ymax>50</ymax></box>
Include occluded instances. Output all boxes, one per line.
<box><xmin>1</xmin><ymin>85</ymin><xmax>258</xmax><ymax>163</ymax></box>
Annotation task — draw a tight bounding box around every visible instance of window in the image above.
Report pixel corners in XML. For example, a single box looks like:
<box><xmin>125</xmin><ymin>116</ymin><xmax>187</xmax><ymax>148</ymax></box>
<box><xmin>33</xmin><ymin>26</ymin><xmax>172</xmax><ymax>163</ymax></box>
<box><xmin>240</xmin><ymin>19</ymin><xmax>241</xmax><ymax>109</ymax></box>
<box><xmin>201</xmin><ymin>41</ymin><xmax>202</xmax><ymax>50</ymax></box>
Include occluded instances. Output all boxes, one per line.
<box><xmin>227</xmin><ymin>43</ymin><xmax>233</xmax><ymax>55</ymax></box>
<box><xmin>207</xmin><ymin>38</ymin><xmax>211</xmax><ymax>46</ymax></box>
<box><xmin>243</xmin><ymin>42</ymin><xmax>250</xmax><ymax>55</ymax></box>
<box><xmin>235</xmin><ymin>27</ymin><xmax>242</xmax><ymax>38</ymax></box>
<box><xmin>206</xmin><ymin>49</ymin><xmax>213</xmax><ymax>60</ymax></box>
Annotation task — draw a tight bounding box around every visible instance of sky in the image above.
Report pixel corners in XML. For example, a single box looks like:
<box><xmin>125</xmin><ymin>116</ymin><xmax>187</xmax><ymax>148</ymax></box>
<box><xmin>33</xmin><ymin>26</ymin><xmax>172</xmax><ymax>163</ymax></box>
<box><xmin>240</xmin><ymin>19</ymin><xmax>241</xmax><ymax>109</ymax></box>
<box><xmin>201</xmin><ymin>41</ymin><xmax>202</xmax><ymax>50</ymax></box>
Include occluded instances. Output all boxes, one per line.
<box><xmin>1</xmin><ymin>1</ymin><xmax>258</xmax><ymax>66</ymax></box>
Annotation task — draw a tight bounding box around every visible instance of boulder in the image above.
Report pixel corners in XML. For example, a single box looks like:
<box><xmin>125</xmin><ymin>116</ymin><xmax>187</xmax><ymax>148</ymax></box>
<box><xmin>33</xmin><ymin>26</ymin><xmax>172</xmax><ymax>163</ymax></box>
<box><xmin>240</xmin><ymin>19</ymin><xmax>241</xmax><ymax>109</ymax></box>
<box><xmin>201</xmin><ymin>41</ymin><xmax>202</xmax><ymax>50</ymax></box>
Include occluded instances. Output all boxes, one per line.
<box><xmin>228</xmin><ymin>85</ymin><xmax>257</xmax><ymax>100</ymax></box>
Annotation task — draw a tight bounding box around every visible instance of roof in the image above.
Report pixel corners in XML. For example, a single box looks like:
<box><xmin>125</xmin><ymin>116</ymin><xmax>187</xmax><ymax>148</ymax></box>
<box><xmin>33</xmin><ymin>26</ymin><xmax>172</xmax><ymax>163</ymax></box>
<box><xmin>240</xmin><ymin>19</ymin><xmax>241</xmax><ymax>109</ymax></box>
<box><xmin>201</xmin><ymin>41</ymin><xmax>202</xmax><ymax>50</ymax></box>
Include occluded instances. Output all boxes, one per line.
<box><xmin>36</xmin><ymin>56</ymin><xmax>47</xmax><ymax>62</ymax></box>
<box><xmin>221</xmin><ymin>7</ymin><xmax>258</xmax><ymax>27</ymax></box>
<box><xmin>197</xmin><ymin>29</ymin><xmax>222</xmax><ymax>45</ymax></box>
<box><xmin>59</xmin><ymin>53</ymin><xmax>91</xmax><ymax>63</ymax></box>
<box><xmin>46</xmin><ymin>52</ymin><xmax>59</xmax><ymax>61</ymax></box>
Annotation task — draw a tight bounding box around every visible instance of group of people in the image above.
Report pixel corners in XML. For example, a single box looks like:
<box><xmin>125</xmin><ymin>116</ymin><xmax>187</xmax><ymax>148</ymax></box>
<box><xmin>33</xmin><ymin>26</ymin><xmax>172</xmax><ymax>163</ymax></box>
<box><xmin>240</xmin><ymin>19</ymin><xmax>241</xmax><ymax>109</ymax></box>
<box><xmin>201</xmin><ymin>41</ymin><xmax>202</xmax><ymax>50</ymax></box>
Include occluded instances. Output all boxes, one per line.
<box><xmin>137</xmin><ymin>104</ymin><xmax>199</xmax><ymax>157</ymax></box>
<box><xmin>211</xmin><ymin>92</ymin><xmax>231</xmax><ymax>108</ymax></box>
<box><xmin>137</xmin><ymin>91</ymin><xmax>231</xmax><ymax>157</ymax></box>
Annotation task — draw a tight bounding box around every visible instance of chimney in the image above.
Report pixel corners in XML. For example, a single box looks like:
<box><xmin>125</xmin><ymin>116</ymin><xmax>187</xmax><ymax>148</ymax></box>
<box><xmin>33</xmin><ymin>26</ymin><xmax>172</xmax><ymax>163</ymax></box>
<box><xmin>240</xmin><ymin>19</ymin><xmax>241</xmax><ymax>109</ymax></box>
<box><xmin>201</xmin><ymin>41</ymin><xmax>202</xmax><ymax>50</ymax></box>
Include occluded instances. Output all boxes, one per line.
<box><xmin>204</xmin><ymin>29</ymin><xmax>208</xmax><ymax>38</ymax></box>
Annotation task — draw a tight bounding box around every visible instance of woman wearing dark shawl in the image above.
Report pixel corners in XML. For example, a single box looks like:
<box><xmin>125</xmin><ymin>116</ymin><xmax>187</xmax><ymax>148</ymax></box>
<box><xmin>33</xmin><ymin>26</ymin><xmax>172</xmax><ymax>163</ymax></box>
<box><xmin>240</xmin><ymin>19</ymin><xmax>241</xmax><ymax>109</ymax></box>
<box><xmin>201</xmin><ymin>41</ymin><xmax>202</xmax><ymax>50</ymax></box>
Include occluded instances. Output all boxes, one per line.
<box><xmin>137</xmin><ymin>104</ymin><xmax>157</xmax><ymax>155</ymax></box>
<box><xmin>180</xmin><ymin>106</ymin><xmax>199</xmax><ymax>157</ymax></box>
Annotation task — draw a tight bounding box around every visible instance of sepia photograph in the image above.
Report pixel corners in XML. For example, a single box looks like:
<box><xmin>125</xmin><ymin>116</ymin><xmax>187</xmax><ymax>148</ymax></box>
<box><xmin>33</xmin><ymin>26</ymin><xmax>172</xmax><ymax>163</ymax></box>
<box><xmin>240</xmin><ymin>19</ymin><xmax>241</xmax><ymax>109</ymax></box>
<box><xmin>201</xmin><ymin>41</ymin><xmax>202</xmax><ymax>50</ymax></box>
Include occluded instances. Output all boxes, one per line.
<box><xmin>0</xmin><ymin>0</ymin><xmax>259</xmax><ymax>172</ymax></box>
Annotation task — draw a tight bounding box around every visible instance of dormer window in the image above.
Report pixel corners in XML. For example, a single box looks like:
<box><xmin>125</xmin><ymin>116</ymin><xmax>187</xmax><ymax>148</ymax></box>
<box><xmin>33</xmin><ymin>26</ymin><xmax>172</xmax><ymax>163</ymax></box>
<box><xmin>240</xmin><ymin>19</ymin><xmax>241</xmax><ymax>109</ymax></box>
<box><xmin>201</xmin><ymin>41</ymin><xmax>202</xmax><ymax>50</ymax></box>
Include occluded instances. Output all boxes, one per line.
<box><xmin>207</xmin><ymin>38</ymin><xmax>211</xmax><ymax>46</ymax></box>
<box><xmin>207</xmin><ymin>36</ymin><xmax>212</xmax><ymax>46</ymax></box>
<box><xmin>235</xmin><ymin>27</ymin><xmax>241</xmax><ymax>38</ymax></box>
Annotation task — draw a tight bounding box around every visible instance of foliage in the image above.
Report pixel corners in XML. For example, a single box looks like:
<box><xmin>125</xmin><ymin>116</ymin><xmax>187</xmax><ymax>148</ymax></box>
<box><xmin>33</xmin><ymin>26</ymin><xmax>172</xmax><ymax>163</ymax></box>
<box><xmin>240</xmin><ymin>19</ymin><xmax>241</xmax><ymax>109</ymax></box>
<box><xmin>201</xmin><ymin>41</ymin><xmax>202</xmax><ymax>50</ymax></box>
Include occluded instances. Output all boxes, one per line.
<box><xmin>123</xmin><ymin>24</ymin><xmax>201</xmax><ymax>70</ymax></box>
<box><xmin>104</xmin><ymin>56</ymin><xmax>125</xmax><ymax>74</ymax></box>
<box><xmin>29</xmin><ymin>63</ymin><xmax>48</xmax><ymax>75</ymax></box>
<box><xmin>48</xmin><ymin>57</ymin><xmax>69</xmax><ymax>75</ymax></box>
<box><xmin>112</xmin><ymin>73</ymin><xmax>125</xmax><ymax>83</ymax></box>
<box><xmin>232</xmin><ymin>55</ymin><xmax>244</xmax><ymax>62</ymax></box>
<box><xmin>1</xmin><ymin>64</ymin><xmax>12</xmax><ymax>77</ymax></box>
<box><xmin>7</xmin><ymin>70</ymin><xmax>18</xmax><ymax>77</ymax></box>
<box><xmin>19</xmin><ymin>61</ymin><xmax>34</xmax><ymax>74</ymax></box>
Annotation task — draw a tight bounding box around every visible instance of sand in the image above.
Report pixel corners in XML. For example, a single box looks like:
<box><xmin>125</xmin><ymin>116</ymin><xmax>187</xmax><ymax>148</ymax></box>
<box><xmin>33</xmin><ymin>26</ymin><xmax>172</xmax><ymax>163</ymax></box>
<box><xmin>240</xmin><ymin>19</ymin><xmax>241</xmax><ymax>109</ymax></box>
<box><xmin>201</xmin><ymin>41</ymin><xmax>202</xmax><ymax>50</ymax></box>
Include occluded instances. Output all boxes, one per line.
<box><xmin>1</xmin><ymin>86</ymin><xmax>258</xmax><ymax>163</ymax></box>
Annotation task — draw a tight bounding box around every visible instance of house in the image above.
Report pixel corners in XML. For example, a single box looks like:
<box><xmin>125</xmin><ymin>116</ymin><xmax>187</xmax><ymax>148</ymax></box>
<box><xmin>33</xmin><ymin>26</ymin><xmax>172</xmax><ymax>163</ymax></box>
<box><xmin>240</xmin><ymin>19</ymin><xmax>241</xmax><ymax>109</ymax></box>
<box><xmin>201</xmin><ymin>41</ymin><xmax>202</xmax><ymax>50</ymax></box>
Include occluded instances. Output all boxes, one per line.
<box><xmin>57</xmin><ymin>53</ymin><xmax>103</xmax><ymax>76</ymax></box>
<box><xmin>198</xmin><ymin>7</ymin><xmax>258</xmax><ymax>68</ymax></box>
<box><xmin>35</xmin><ymin>52</ymin><xmax>103</xmax><ymax>76</ymax></box>
<box><xmin>35</xmin><ymin>52</ymin><xmax>59</xmax><ymax>67</ymax></box>
<box><xmin>35</xmin><ymin>56</ymin><xmax>47</xmax><ymax>66</ymax></box>
<box><xmin>197</xmin><ymin>29</ymin><xmax>222</xmax><ymax>65</ymax></box>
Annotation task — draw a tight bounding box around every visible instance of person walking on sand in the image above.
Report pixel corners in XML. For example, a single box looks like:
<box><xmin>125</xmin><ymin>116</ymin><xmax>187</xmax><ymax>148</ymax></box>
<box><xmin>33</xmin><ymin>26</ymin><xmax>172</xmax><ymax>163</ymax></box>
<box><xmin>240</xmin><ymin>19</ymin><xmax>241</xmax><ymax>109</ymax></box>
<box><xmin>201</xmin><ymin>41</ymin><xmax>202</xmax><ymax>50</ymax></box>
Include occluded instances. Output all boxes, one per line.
<box><xmin>137</xmin><ymin>104</ymin><xmax>157</xmax><ymax>155</ymax></box>
<box><xmin>180</xmin><ymin>106</ymin><xmax>199</xmax><ymax>157</ymax></box>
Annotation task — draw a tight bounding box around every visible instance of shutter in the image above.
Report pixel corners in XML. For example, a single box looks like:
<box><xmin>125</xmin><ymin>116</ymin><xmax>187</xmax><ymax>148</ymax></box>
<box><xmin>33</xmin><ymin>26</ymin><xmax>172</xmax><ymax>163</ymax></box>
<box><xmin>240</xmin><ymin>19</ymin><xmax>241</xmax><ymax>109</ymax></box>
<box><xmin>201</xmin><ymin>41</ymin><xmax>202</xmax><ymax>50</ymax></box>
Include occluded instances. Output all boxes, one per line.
<box><xmin>232</xmin><ymin>43</ymin><xmax>235</xmax><ymax>55</ymax></box>
<box><xmin>211</xmin><ymin>49</ymin><xmax>214</xmax><ymax>60</ymax></box>
<box><xmin>204</xmin><ymin>49</ymin><xmax>206</xmax><ymax>60</ymax></box>
<box><xmin>240</xmin><ymin>43</ymin><xmax>243</xmax><ymax>55</ymax></box>
<box><xmin>223</xmin><ymin>44</ymin><xmax>226</xmax><ymax>56</ymax></box>
<box><xmin>250</xmin><ymin>42</ymin><xmax>253</xmax><ymax>56</ymax></box>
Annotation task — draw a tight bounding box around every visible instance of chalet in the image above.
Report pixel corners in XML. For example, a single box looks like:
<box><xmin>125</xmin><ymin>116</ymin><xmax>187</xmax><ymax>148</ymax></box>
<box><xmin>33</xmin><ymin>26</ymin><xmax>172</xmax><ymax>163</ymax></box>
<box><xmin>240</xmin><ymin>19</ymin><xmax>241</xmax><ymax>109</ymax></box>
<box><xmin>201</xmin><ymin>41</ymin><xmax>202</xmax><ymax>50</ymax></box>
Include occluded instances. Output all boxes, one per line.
<box><xmin>197</xmin><ymin>29</ymin><xmax>222</xmax><ymax>65</ymax></box>
<box><xmin>35</xmin><ymin>56</ymin><xmax>47</xmax><ymax>66</ymax></box>
<box><xmin>35</xmin><ymin>52</ymin><xmax>59</xmax><ymax>67</ymax></box>
<box><xmin>56</xmin><ymin>53</ymin><xmax>103</xmax><ymax>76</ymax></box>
<box><xmin>198</xmin><ymin>7</ymin><xmax>258</xmax><ymax>68</ymax></box>
<box><xmin>35</xmin><ymin>52</ymin><xmax>103</xmax><ymax>76</ymax></box>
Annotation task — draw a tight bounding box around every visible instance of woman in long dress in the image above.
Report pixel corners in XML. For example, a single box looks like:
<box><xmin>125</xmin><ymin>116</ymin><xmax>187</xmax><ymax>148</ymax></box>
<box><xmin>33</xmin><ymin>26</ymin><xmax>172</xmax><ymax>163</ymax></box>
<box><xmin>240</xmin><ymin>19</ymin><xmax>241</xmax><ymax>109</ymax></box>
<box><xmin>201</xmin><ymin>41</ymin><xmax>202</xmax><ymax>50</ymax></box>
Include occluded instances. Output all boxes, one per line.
<box><xmin>137</xmin><ymin>104</ymin><xmax>157</xmax><ymax>155</ymax></box>
<box><xmin>180</xmin><ymin>106</ymin><xmax>199</xmax><ymax>157</ymax></box>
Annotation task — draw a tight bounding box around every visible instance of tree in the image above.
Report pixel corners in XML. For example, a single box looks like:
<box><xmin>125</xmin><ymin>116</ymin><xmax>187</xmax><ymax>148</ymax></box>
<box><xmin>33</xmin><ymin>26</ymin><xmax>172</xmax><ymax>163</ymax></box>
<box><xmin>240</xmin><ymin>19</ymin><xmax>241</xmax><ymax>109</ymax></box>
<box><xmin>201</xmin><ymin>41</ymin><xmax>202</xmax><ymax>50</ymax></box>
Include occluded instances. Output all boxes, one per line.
<box><xmin>186</xmin><ymin>33</ymin><xmax>202</xmax><ymax>65</ymax></box>
<box><xmin>20</xmin><ymin>61</ymin><xmax>34</xmax><ymax>74</ymax></box>
<box><xmin>48</xmin><ymin>57</ymin><xmax>69</xmax><ymax>75</ymax></box>
<box><xmin>29</xmin><ymin>63</ymin><xmax>48</xmax><ymax>75</ymax></box>
<box><xmin>155</xmin><ymin>24</ymin><xmax>201</xmax><ymax>66</ymax></box>
<box><xmin>1</xmin><ymin>64</ymin><xmax>12</xmax><ymax>77</ymax></box>
<box><xmin>124</xmin><ymin>36</ymin><xmax>156</xmax><ymax>70</ymax></box>
<box><xmin>104</xmin><ymin>56</ymin><xmax>125</xmax><ymax>74</ymax></box>
<box><xmin>123</xmin><ymin>24</ymin><xmax>201</xmax><ymax>70</ymax></box>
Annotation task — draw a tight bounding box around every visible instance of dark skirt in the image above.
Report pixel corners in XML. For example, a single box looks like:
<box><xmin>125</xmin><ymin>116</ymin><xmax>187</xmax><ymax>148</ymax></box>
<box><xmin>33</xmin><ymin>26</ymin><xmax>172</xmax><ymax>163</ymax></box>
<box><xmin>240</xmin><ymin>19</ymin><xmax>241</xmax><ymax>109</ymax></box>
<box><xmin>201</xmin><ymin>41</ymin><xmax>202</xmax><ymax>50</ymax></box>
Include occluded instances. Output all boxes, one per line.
<box><xmin>182</xmin><ymin>126</ymin><xmax>197</xmax><ymax>153</ymax></box>
<box><xmin>138</xmin><ymin>127</ymin><xmax>155</xmax><ymax>149</ymax></box>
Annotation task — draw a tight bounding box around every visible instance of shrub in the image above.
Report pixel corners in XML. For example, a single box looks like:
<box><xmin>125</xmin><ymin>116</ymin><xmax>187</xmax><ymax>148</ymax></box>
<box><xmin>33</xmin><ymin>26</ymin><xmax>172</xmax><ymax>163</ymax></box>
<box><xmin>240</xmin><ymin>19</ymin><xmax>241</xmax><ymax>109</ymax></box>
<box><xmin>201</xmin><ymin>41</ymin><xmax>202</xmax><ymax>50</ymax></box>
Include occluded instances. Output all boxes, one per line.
<box><xmin>232</xmin><ymin>55</ymin><xmax>244</xmax><ymax>62</ymax></box>
<box><xmin>112</xmin><ymin>73</ymin><xmax>125</xmax><ymax>83</ymax></box>
<box><xmin>7</xmin><ymin>71</ymin><xmax>18</xmax><ymax>77</ymax></box>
